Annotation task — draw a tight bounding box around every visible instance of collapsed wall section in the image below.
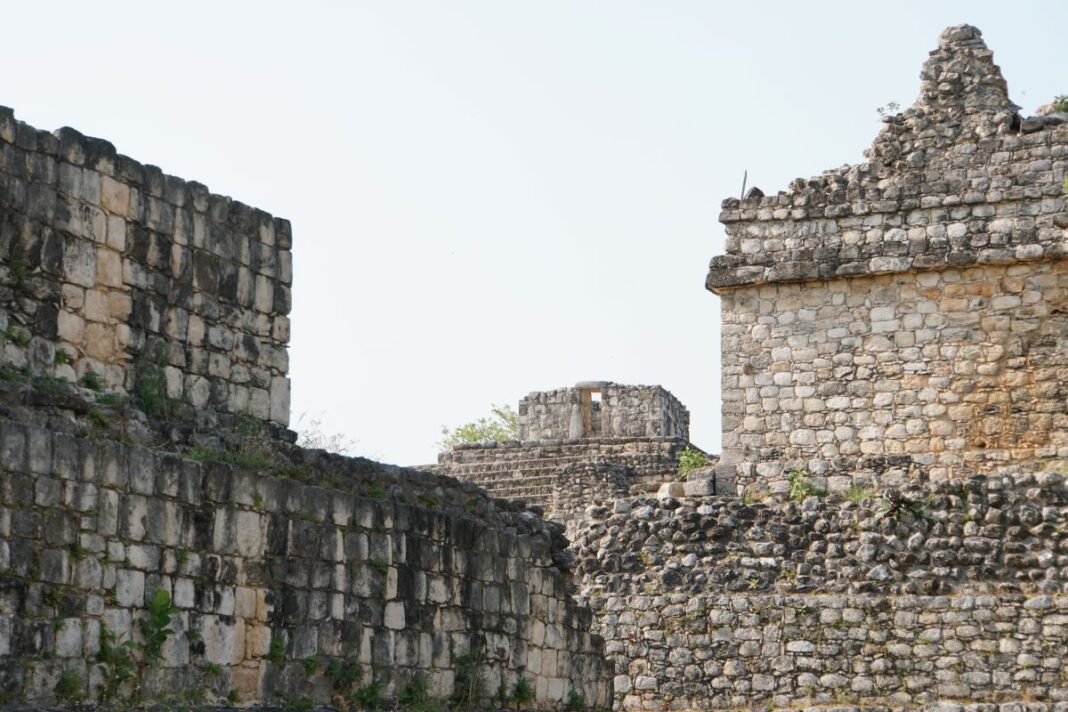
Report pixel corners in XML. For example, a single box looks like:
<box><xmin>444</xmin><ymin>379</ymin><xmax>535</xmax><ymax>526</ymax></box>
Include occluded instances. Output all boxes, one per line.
<box><xmin>706</xmin><ymin>25</ymin><xmax>1068</xmax><ymax>495</ymax></box>
<box><xmin>0</xmin><ymin>420</ymin><xmax>612</xmax><ymax>708</ymax></box>
<box><xmin>0</xmin><ymin>108</ymin><xmax>292</xmax><ymax>427</ymax></box>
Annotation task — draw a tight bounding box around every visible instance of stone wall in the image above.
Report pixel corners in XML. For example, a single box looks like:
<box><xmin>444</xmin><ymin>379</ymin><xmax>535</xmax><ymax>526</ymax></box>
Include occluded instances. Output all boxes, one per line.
<box><xmin>0</xmin><ymin>418</ymin><xmax>612</xmax><ymax>708</ymax></box>
<box><xmin>706</xmin><ymin>25</ymin><xmax>1068</xmax><ymax>494</ymax></box>
<box><xmin>436</xmin><ymin>437</ymin><xmax>695</xmax><ymax>513</ymax></box>
<box><xmin>571</xmin><ymin>467</ymin><xmax>1068</xmax><ymax>709</ymax></box>
<box><xmin>0</xmin><ymin>107</ymin><xmax>292</xmax><ymax>426</ymax></box>
<box><xmin>519</xmin><ymin>384</ymin><xmax>689</xmax><ymax>442</ymax></box>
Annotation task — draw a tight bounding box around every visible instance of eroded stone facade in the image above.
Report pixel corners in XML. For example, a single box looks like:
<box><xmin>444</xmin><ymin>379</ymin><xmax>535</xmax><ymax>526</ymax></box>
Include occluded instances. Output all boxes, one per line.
<box><xmin>0</xmin><ymin>418</ymin><xmax>612</xmax><ymax>707</ymax></box>
<box><xmin>707</xmin><ymin>25</ymin><xmax>1068</xmax><ymax>495</ymax></box>
<box><xmin>0</xmin><ymin>110</ymin><xmax>292</xmax><ymax>426</ymax></box>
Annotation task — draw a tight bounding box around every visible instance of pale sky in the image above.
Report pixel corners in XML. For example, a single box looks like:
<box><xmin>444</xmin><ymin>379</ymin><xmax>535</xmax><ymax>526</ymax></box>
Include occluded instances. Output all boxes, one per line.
<box><xmin>3</xmin><ymin>2</ymin><xmax>1064</xmax><ymax>465</ymax></box>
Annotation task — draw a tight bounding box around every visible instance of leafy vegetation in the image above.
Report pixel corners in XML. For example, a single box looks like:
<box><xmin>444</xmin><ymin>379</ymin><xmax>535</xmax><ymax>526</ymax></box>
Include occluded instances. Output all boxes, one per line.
<box><xmin>677</xmin><ymin>446</ymin><xmax>708</xmax><ymax>478</ymax></box>
<box><xmin>139</xmin><ymin>589</ymin><xmax>179</xmax><ymax>664</ymax></box>
<box><xmin>398</xmin><ymin>674</ymin><xmax>445</xmax><ymax>712</ymax></box>
<box><xmin>511</xmin><ymin>677</ymin><xmax>534</xmax><ymax>710</ymax></box>
<box><xmin>54</xmin><ymin>669</ymin><xmax>85</xmax><ymax>704</ymax></box>
<box><xmin>439</xmin><ymin>403</ymin><xmax>519</xmax><ymax>450</ymax></box>
<box><xmin>266</xmin><ymin>634</ymin><xmax>285</xmax><ymax>664</ymax></box>
<box><xmin>95</xmin><ymin>624</ymin><xmax>138</xmax><ymax>706</ymax></box>
<box><xmin>844</xmin><ymin>485</ymin><xmax>876</xmax><ymax>504</ymax></box>
<box><xmin>787</xmin><ymin>466</ymin><xmax>823</xmax><ymax>502</ymax></box>
<box><xmin>132</xmin><ymin>348</ymin><xmax>175</xmax><ymax>418</ymax></box>
<box><xmin>450</xmin><ymin>646</ymin><xmax>487</xmax><ymax>709</ymax></box>
<box><xmin>1053</xmin><ymin>95</ymin><xmax>1068</xmax><ymax>113</ymax></box>
<box><xmin>80</xmin><ymin>369</ymin><xmax>104</xmax><ymax>391</ymax></box>
<box><xmin>186</xmin><ymin>444</ymin><xmax>273</xmax><ymax>471</ymax></box>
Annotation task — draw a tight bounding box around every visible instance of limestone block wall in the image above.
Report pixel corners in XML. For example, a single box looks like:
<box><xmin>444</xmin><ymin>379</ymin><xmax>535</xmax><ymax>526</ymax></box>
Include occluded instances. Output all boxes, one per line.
<box><xmin>720</xmin><ymin>261</ymin><xmax>1068</xmax><ymax>494</ymax></box>
<box><xmin>0</xmin><ymin>107</ymin><xmax>292</xmax><ymax>426</ymax></box>
<box><xmin>518</xmin><ymin>384</ymin><xmax>689</xmax><ymax>442</ymax></box>
<box><xmin>0</xmin><ymin>419</ymin><xmax>612</xmax><ymax>708</ymax></box>
<box><xmin>570</xmin><ymin>468</ymin><xmax>1068</xmax><ymax>710</ymax></box>
<box><xmin>706</xmin><ymin>25</ymin><xmax>1068</xmax><ymax>494</ymax></box>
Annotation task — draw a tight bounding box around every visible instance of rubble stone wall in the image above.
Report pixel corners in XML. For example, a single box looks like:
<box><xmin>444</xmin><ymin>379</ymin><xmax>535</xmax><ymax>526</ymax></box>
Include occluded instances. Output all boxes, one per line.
<box><xmin>0</xmin><ymin>108</ymin><xmax>292</xmax><ymax>426</ymax></box>
<box><xmin>0</xmin><ymin>419</ymin><xmax>612</xmax><ymax>708</ymax></box>
<box><xmin>707</xmin><ymin>25</ymin><xmax>1068</xmax><ymax>494</ymax></box>
<box><xmin>571</xmin><ymin>468</ymin><xmax>1068</xmax><ymax>710</ymax></box>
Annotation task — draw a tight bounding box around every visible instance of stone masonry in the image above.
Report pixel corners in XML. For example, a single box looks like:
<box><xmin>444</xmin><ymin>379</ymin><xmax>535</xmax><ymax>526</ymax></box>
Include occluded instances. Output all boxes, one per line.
<box><xmin>0</xmin><ymin>418</ymin><xmax>611</xmax><ymax>708</ymax></box>
<box><xmin>0</xmin><ymin>114</ymin><xmax>613</xmax><ymax>709</ymax></box>
<box><xmin>436</xmin><ymin>383</ymin><xmax>713</xmax><ymax>522</ymax></box>
<box><xmin>0</xmin><ymin>109</ymin><xmax>292</xmax><ymax>427</ymax></box>
<box><xmin>707</xmin><ymin>25</ymin><xmax>1068</xmax><ymax>496</ymax></box>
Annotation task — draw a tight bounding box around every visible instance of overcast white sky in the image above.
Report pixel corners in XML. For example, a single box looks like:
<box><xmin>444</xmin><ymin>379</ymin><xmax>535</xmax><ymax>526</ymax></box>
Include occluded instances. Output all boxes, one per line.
<box><xmin>3</xmin><ymin>2</ymin><xmax>1064</xmax><ymax>465</ymax></box>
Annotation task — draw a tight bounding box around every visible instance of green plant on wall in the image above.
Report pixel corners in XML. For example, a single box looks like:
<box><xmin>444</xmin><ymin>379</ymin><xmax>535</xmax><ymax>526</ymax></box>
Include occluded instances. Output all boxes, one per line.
<box><xmin>140</xmin><ymin>589</ymin><xmax>179</xmax><ymax>664</ymax></box>
<box><xmin>96</xmin><ymin>624</ymin><xmax>139</xmax><ymax>707</ymax></box>
<box><xmin>511</xmin><ymin>677</ymin><xmax>534</xmax><ymax>710</ymax></box>
<box><xmin>677</xmin><ymin>446</ymin><xmax>708</xmax><ymax>478</ymax></box>
<box><xmin>54</xmin><ymin>669</ymin><xmax>85</xmax><ymax>704</ymax></box>
<box><xmin>1053</xmin><ymin>94</ymin><xmax>1068</xmax><ymax>113</ymax></box>
<box><xmin>787</xmin><ymin>466</ymin><xmax>823</xmax><ymax>502</ymax></box>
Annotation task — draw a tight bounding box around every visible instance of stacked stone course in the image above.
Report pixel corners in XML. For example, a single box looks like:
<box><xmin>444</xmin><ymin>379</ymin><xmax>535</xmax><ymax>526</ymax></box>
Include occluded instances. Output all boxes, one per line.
<box><xmin>0</xmin><ymin>418</ymin><xmax>611</xmax><ymax>707</ymax></box>
<box><xmin>707</xmin><ymin>25</ymin><xmax>1068</xmax><ymax>495</ymax></box>
<box><xmin>0</xmin><ymin>108</ymin><xmax>292</xmax><ymax>427</ymax></box>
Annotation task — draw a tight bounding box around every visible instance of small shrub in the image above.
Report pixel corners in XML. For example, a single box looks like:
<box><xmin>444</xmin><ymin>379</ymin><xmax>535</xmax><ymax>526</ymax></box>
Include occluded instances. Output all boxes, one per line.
<box><xmin>398</xmin><ymin>674</ymin><xmax>444</xmax><ymax>712</ymax></box>
<box><xmin>364</xmin><ymin>481</ymin><xmax>388</xmax><ymax>500</ymax></box>
<box><xmin>266</xmin><ymin>634</ymin><xmax>285</xmax><ymax>664</ymax></box>
<box><xmin>95</xmin><ymin>624</ymin><xmax>137</xmax><ymax>705</ymax></box>
<box><xmin>844</xmin><ymin>485</ymin><xmax>876</xmax><ymax>504</ymax></box>
<box><xmin>877</xmin><ymin>100</ymin><xmax>901</xmax><ymax>119</ymax></box>
<box><xmin>1054</xmin><ymin>95</ymin><xmax>1068</xmax><ymax>113</ymax></box>
<box><xmin>7</xmin><ymin>258</ymin><xmax>28</xmax><ymax>287</ymax></box>
<box><xmin>303</xmin><ymin>655</ymin><xmax>319</xmax><ymax>675</ymax></box>
<box><xmin>352</xmin><ymin>679</ymin><xmax>384</xmax><ymax>711</ymax></box>
<box><xmin>512</xmin><ymin>677</ymin><xmax>534</xmax><ymax>709</ymax></box>
<box><xmin>96</xmin><ymin>391</ymin><xmax>124</xmax><ymax>406</ymax></box>
<box><xmin>787</xmin><ymin>466</ymin><xmax>823</xmax><ymax>502</ymax></box>
<box><xmin>283</xmin><ymin>695</ymin><xmax>315</xmax><ymax>711</ymax></box>
<box><xmin>80</xmin><ymin>369</ymin><xmax>103</xmax><ymax>391</ymax></box>
<box><xmin>54</xmin><ymin>669</ymin><xmax>85</xmax><ymax>704</ymax></box>
<box><xmin>140</xmin><ymin>588</ymin><xmax>179</xmax><ymax>664</ymax></box>
<box><xmin>451</xmin><ymin>647</ymin><xmax>486</xmax><ymax>709</ymax></box>
<box><xmin>201</xmin><ymin>661</ymin><xmax>221</xmax><ymax>676</ymax></box>
<box><xmin>566</xmin><ymin>690</ymin><xmax>585</xmax><ymax>711</ymax></box>
<box><xmin>132</xmin><ymin>349</ymin><xmax>174</xmax><ymax>418</ymax></box>
<box><xmin>324</xmin><ymin>660</ymin><xmax>361</xmax><ymax>695</ymax></box>
<box><xmin>226</xmin><ymin>688</ymin><xmax>241</xmax><ymax>705</ymax></box>
<box><xmin>677</xmin><ymin>446</ymin><xmax>708</xmax><ymax>479</ymax></box>
<box><xmin>54</xmin><ymin>348</ymin><xmax>71</xmax><ymax>365</ymax></box>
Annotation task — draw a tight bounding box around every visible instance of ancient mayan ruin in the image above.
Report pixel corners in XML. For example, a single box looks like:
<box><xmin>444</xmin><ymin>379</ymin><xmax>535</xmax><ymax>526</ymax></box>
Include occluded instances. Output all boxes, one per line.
<box><xmin>1</xmin><ymin>21</ymin><xmax>1067</xmax><ymax>712</ymax></box>
<box><xmin>435</xmin><ymin>382</ymin><xmax>716</xmax><ymax>525</ymax></box>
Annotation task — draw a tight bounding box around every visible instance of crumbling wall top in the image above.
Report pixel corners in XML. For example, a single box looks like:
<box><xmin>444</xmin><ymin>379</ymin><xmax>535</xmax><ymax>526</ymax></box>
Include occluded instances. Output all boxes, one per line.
<box><xmin>707</xmin><ymin>25</ymin><xmax>1068</xmax><ymax>293</ymax></box>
